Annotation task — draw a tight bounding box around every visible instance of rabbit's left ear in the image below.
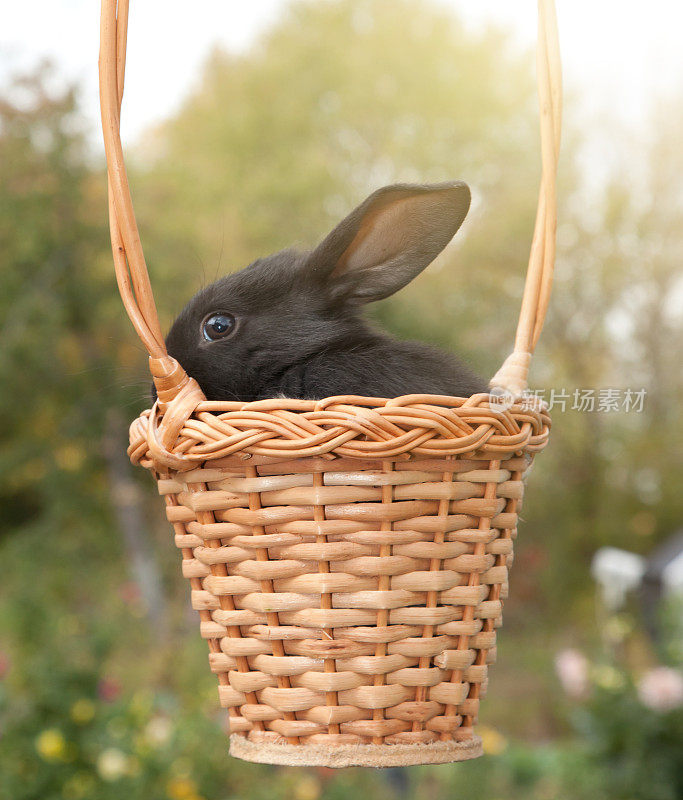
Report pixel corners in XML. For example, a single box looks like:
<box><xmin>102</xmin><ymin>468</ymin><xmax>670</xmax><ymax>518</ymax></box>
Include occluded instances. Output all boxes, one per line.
<box><xmin>305</xmin><ymin>181</ymin><xmax>471</xmax><ymax>304</ymax></box>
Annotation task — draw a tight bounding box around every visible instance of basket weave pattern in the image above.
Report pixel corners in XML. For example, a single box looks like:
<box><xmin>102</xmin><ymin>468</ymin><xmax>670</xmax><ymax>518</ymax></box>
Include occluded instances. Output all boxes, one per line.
<box><xmin>130</xmin><ymin>394</ymin><xmax>549</xmax><ymax>755</ymax></box>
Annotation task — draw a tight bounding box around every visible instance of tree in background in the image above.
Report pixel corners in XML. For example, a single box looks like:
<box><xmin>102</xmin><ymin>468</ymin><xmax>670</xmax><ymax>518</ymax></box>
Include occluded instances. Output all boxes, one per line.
<box><xmin>0</xmin><ymin>64</ymin><xmax>168</xmax><ymax>687</ymax></box>
<box><xmin>536</xmin><ymin>98</ymin><xmax>683</xmax><ymax>607</ymax></box>
<box><xmin>0</xmin><ymin>65</ymin><xmax>109</xmax><ymax>538</ymax></box>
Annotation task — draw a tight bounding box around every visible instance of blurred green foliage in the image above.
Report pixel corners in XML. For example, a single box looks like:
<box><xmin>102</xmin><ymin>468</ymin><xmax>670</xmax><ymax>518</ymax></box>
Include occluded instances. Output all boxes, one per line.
<box><xmin>1</xmin><ymin>1</ymin><xmax>681</xmax><ymax>797</ymax></box>
<box><xmin>575</xmin><ymin>679</ymin><xmax>683</xmax><ymax>800</ymax></box>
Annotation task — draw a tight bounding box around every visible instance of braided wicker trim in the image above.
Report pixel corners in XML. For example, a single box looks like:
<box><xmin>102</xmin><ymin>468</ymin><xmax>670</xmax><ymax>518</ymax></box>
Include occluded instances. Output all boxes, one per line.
<box><xmin>229</xmin><ymin>733</ymin><xmax>483</xmax><ymax>767</ymax></box>
<box><xmin>129</xmin><ymin>393</ymin><xmax>550</xmax><ymax>470</ymax></box>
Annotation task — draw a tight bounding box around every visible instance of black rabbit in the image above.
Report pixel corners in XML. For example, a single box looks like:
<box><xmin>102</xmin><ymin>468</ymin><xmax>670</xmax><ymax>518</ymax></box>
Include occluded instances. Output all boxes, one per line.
<box><xmin>164</xmin><ymin>181</ymin><xmax>486</xmax><ymax>401</ymax></box>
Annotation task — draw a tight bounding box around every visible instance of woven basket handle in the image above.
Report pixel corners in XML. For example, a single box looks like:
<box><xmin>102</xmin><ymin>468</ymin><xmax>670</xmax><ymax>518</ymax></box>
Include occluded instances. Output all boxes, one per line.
<box><xmin>99</xmin><ymin>0</ymin><xmax>561</xmax><ymax>404</ymax></box>
<box><xmin>489</xmin><ymin>0</ymin><xmax>562</xmax><ymax>398</ymax></box>
<box><xmin>99</xmin><ymin>0</ymin><xmax>202</xmax><ymax>406</ymax></box>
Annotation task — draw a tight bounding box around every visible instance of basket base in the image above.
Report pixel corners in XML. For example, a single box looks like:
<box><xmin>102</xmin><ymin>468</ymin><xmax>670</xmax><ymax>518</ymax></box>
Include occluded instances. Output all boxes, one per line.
<box><xmin>229</xmin><ymin>734</ymin><xmax>483</xmax><ymax>768</ymax></box>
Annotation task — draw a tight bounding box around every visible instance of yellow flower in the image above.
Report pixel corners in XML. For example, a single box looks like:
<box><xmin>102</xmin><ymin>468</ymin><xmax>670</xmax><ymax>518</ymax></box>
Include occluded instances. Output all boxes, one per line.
<box><xmin>97</xmin><ymin>748</ymin><xmax>129</xmax><ymax>781</ymax></box>
<box><xmin>293</xmin><ymin>775</ymin><xmax>322</xmax><ymax>800</ymax></box>
<box><xmin>167</xmin><ymin>776</ymin><xmax>203</xmax><ymax>800</ymax></box>
<box><xmin>129</xmin><ymin>690</ymin><xmax>153</xmax><ymax>720</ymax></box>
<box><xmin>604</xmin><ymin>616</ymin><xmax>632</xmax><ymax>642</ymax></box>
<box><xmin>70</xmin><ymin>699</ymin><xmax>96</xmax><ymax>725</ymax></box>
<box><xmin>592</xmin><ymin>665</ymin><xmax>626</xmax><ymax>691</ymax></box>
<box><xmin>478</xmin><ymin>725</ymin><xmax>508</xmax><ymax>756</ymax></box>
<box><xmin>55</xmin><ymin>444</ymin><xmax>86</xmax><ymax>472</ymax></box>
<box><xmin>35</xmin><ymin>728</ymin><xmax>67</xmax><ymax>762</ymax></box>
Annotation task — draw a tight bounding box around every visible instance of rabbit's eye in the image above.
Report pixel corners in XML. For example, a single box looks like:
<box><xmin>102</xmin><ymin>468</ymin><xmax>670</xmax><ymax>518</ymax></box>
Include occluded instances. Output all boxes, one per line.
<box><xmin>202</xmin><ymin>312</ymin><xmax>236</xmax><ymax>341</ymax></box>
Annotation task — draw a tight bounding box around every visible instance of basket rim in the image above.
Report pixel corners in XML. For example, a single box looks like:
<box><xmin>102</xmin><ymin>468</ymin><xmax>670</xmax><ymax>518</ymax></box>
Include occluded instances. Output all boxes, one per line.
<box><xmin>129</xmin><ymin>391</ymin><xmax>551</xmax><ymax>471</ymax></box>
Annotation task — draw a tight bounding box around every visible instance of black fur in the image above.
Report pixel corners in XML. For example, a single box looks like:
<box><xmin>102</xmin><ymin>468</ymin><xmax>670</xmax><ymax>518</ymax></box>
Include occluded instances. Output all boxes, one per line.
<box><xmin>163</xmin><ymin>182</ymin><xmax>486</xmax><ymax>401</ymax></box>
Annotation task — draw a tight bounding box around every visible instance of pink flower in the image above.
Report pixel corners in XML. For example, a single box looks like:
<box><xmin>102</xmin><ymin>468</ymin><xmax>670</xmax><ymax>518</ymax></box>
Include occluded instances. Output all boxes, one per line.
<box><xmin>554</xmin><ymin>649</ymin><xmax>589</xmax><ymax>699</ymax></box>
<box><xmin>637</xmin><ymin>667</ymin><xmax>683</xmax><ymax>712</ymax></box>
<box><xmin>118</xmin><ymin>582</ymin><xmax>141</xmax><ymax>606</ymax></box>
<box><xmin>98</xmin><ymin>677</ymin><xmax>122</xmax><ymax>703</ymax></box>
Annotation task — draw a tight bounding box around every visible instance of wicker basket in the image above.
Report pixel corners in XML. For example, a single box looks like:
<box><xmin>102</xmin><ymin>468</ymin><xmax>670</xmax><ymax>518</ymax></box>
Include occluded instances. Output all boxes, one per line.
<box><xmin>99</xmin><ymin>0</ymin><xmax>561</xmax><ymax>768</ymax></box>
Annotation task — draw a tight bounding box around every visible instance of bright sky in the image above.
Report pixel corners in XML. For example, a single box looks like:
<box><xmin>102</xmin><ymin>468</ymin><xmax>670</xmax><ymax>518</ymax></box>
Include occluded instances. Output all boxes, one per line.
<box><xmin>1</xmin><ymin>0</ymin><xmax>682</xmax><ymax>147</ymax></box>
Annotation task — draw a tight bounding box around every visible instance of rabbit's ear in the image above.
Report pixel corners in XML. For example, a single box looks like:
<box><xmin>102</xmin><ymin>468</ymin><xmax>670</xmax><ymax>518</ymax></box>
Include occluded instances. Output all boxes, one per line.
<box><xmin>306</xmin><ymin>181</ymin><xmax>470</xmax><ymax>304</ymax></box>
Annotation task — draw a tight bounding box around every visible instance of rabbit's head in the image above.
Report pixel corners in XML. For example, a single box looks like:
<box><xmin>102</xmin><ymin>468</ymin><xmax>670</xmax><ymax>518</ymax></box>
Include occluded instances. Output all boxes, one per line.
<box><xmin>164</xmin><ymin>181</ymin><xmax>471</xmax><ymax>400</ymax></box>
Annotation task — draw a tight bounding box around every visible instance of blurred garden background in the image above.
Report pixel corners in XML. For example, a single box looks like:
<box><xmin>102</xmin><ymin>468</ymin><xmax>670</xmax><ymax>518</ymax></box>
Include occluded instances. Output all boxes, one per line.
<box><xmin>1</xmin><ymin>1</ymin><xmax>682</xmax><ymax>798</ymax></box>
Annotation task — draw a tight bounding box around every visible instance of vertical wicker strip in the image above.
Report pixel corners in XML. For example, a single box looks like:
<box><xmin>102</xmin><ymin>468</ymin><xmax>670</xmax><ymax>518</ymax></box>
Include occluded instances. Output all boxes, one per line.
<box><xmin>100</xmin><ymin>0</ymin><xmax>560</xmax><ymax>768</ymax></box>
<box><xmin>412</xmin><ymin>456</ymin><xmax>455</xmax><ymax>738</ymax></box>
<box><xmin>454</xmin><ymin>460</ymin><xmax>501</xmax><ymax>739</ymax></box>
<box><xmin>312</xmin><ymin>471</ymin><xmax>341</xmax><ymax>737</ymax></box>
